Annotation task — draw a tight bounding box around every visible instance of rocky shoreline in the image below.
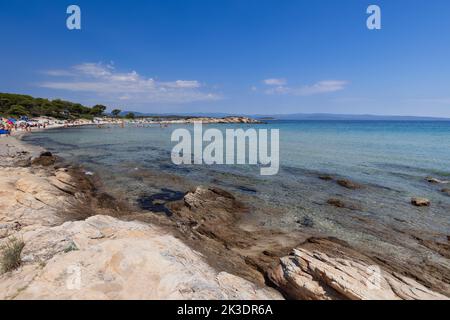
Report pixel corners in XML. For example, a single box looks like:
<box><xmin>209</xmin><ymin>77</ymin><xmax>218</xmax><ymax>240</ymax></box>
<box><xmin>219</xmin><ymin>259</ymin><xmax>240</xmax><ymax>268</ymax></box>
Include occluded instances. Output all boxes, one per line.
<box><xmin>0</xmin><ymin>136</ymin><xmax>281</xmax><ymax>299</ymax></box>
<box><xmin>0</xmin><ymin>134</ymin><xmax>448</xmax><ymax>300</ymax></box>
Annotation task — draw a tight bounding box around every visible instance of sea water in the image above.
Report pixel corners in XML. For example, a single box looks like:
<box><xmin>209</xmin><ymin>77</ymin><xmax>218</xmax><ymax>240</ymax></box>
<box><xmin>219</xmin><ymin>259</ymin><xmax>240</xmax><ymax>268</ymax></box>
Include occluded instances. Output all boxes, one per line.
<box><xmin>24</xmin><ymin>120</ymin><xmax>450</xmax><ymax>249</ymax></box>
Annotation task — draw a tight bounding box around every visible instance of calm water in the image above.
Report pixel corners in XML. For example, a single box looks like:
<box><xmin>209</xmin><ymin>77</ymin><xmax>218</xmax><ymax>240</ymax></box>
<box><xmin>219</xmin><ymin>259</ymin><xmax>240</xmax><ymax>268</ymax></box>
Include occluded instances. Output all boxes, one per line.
<box><xmin>23</xmin><ymin>120</ymin><xmax>450</xmax><ymax>248</ymax></box>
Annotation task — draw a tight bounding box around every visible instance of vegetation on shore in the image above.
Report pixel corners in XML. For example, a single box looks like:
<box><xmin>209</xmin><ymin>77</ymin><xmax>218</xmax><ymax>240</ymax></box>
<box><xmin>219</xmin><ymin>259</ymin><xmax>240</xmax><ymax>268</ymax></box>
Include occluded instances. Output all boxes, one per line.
<box><xmin>0</xmin><ymin>92</ymin><xmax>259</xmax><ymax>122</ymax></box>
<box><xmin>0</xmin><ymin>92</ymin><xmax>108</xmax><ymax>120</ymax></box>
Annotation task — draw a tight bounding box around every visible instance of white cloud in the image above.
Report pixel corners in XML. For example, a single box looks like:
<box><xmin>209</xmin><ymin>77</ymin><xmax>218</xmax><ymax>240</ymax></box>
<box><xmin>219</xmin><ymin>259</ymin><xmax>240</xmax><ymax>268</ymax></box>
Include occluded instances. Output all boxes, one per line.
<box><xmin>40</xmin><ymin>62</ymin><xmax>221</xmax><ymax>104</ymax></box>
<box><xmin>263</xmin><ymin>78</ymin><xmax>287</xmax><ymax>86</ymax></box>
<box><xmin>293</xmin><ymin>80</ymin><xmax>348</xmax><ymax>95</ymax></box>
<box><xmin>263</xmin><ymin>79</ymin><xmax>348</xmax><ymax>96</ymax></box>
<box><xmin>43</xmin><ymin>70</ymin><xmax>74</xmax><ymax>77</ymax></box>
<box><xmin>162</xmin><ymin>80</ymin><xmax>201</xmax><ymax>89</ymax></box>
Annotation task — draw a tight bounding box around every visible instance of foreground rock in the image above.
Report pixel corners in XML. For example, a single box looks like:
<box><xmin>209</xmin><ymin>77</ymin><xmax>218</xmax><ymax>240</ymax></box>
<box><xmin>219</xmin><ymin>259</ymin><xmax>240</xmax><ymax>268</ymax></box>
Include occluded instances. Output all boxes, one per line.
<box><xmin>0</xmin><ymin>216</ymin><xmax>281</xmax><ymax>300</ymax></box>
<box><xmin>157</xmin><ymin>186</ymin><xmax>306</xmax><ymax>285</ymax></box>
<box><xmin>268</xmin><ymin>238</ymin><xmax>448</xmax><ymax>300</ymax></box>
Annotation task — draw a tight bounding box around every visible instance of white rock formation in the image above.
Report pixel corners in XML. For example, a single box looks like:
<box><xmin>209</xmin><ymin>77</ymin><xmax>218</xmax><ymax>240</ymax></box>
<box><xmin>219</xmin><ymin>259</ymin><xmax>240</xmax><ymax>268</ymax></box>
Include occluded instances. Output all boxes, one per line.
<box><xmin>1</xmin><ymin>216</ymin><xmax>282</xmax><ymax>300</ymax></box>
<box><xmin>269</xmin><ymin>247</ymin><xmax>448</xmax><ymax>300</ymax></box>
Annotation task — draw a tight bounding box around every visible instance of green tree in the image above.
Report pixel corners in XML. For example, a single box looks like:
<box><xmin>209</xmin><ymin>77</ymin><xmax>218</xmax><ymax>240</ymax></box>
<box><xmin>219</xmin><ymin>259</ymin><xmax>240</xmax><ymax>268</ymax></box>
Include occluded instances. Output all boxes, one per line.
<box><xmin>7</xmin><ymin>105</ymin><xmax>28</xmax><ymax>117</ymax></box>
<box><xmin>0</xmin><ymin>92</ymin><xmax>108</xmax><ymax>119</ymax></box>
<box><xmin>90</xmin><ymin>104</ymin><xmax>107</xmax><ymax>116</ymax></box>
<box><xmin>125</xmin><ymin>112</ymin><xmax>135</xmax><ymax>119</ymax></box>
<box><xmin>111</xmin><ymin>109</ymin><xmax>122</xmax><ymax>117</ymax></box>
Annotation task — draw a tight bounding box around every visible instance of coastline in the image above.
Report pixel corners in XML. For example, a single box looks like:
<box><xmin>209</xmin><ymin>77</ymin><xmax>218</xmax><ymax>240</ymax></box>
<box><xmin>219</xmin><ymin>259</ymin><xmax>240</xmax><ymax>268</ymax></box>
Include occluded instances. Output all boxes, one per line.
<box><xmin>1</xmin><ymin>129</ymin><xmax>449</xmax><ymax>300</ymax></box>
<box><xmin>0</xmin><ymin>134</ymin><xmax>282</xmax><ymax>299</ymax></box>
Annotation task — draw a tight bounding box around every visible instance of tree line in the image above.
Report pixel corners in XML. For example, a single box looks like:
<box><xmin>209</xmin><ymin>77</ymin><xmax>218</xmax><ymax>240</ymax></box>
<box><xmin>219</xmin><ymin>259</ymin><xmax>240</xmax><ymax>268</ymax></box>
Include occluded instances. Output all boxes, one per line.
<box><xmin>0</xmin><ymin>93</ymin><xmax>111</xmax><ymax>119</ymax></box>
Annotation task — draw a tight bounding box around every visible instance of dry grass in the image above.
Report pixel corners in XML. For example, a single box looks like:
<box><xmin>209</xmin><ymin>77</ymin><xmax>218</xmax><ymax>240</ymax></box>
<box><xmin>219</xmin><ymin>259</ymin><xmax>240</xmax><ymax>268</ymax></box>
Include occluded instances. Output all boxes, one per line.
<box><xmin>0</xmin><ymin>237</ymin><xmax>25</xmax><ymax>274</ymax></box>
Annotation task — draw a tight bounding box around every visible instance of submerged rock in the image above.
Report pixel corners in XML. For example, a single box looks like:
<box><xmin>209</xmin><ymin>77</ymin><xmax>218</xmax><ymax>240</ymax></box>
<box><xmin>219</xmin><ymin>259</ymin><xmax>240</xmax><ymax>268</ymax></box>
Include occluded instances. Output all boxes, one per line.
<box><xmin>327</xmin><ymin>198</ymin><xmax>361</xmax><ymax>211</ymax></box>
<box><xmin>411</xmin><ymin>197</ymin><xmax>431</xmax><ymax>207</ymax></box>
<box><xmin>327</xmin><ymin>198</ymin><xmax>346</xmax><ymax>208</ymax></box>
<box><xmin>297</xmin><ymin>217</ymin><xmax>314</xmax><ymax>228</ymax></box>
<box><xmin>237</xmin><ymin>186</ymin><xmax>258</xmax><ymax>193</ymax></box>
<box><xmin>426</xmin><ymin>177</ymin><xmax>449</xmax><ymax>184</ymax></box>
<box><xmin>137</xmin><ymin>188</ymin><xmax>184</xmax><ymax>216</ymax></box>
<box><xmin>337</xmin><ymin>179</ymin><xmax>362</xmax><ymax>190</ymax></box>
<box><xmin>441</xmin><ymin>189</ymin><xmax>450</xmax><ymax>196</ymax></box>
<box><xmin>31</xmin><ymin>151</ymin><xmax>56</xmax><ymax>167</ymax></box>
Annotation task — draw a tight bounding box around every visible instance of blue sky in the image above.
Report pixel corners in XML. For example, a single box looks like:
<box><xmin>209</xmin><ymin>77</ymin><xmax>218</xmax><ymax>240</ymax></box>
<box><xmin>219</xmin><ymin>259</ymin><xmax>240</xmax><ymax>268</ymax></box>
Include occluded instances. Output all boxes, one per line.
<box><xmin>1</xmin><ymin>0</ymin><xmax>450</xmax><ymax>116</ymax></box>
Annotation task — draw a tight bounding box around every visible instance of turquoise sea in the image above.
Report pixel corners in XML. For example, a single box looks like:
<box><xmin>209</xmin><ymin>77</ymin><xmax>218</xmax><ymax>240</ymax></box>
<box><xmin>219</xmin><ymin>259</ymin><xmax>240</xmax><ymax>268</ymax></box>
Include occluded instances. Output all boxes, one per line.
<box><xmin>24</xmin><ymin>120</ymin><xmax>450</xmax><ymax>256</ymax></box>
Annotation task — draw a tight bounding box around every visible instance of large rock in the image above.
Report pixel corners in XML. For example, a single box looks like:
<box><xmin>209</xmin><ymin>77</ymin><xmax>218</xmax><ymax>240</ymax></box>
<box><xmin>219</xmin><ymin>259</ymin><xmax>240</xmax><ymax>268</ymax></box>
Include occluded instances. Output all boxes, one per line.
<box><xmin>183</xmin><ymin>186</ymin><xmax>237</xmax><ymax>211</ymax></box>
<box><xmin>0</xmin><ymin>216</ymin><xmax>282</xmax><ymax>300</ymax></box>
<box><xmin>268</xmin><ymin>238</ymin><xmax>448</xmax><ymax>300</ymax></box>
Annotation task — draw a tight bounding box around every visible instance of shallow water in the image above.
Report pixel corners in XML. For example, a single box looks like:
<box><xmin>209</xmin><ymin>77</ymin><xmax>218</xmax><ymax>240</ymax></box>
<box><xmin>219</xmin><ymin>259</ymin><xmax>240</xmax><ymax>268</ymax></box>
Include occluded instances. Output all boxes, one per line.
<box><xmin>23</xmin><ymin>121</ymin><xmax>450</xmax><ymax>250</ymax></box>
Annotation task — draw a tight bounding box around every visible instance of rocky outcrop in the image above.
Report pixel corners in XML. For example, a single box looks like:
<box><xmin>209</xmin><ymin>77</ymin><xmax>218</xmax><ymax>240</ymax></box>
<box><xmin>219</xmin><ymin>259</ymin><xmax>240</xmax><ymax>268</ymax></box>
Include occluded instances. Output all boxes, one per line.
<box><xmin>0</xmin><ymin>216</ymin><xmax>282</xmax><ymax>300</ymax></box>
<box><xmin>268</xmin><ymin>238</ymin><xmax>448</xmax><ymax>300</ymax></box>
<box><xmin>157</xmin><ymin>186</ymin><xmax>305</xmax><ymax>286</ymax></box>
<box><xmin>185</xmin><ymin>116</ymin><xmax>262</xmax><ymax>124</ymax></box>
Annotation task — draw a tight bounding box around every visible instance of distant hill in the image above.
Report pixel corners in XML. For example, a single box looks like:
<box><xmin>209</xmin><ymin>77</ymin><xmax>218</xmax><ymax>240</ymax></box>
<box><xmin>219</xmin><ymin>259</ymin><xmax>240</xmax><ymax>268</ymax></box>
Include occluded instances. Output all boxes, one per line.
<box><xmin>252</xmin><ymin>113</ymin><xmax>450</xmax><ymax>121</ymax></box>
<box><xmin>120</xmin><ymin>111</ymin><xmax>450</xmax><ymax>121</ymax></box>
<box><xmin>3</xmin><ymin>91</ymin><xmax>447</xmax><ymax>121</ymax></box>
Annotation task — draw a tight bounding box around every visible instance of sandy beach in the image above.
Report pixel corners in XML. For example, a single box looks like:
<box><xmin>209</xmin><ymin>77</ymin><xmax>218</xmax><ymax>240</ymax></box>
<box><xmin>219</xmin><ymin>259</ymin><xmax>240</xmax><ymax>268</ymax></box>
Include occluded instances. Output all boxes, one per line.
<box><xmin>0</xmin><ymin>128</ymin><xmax>448</xmax><ymax>300</ymax></box>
